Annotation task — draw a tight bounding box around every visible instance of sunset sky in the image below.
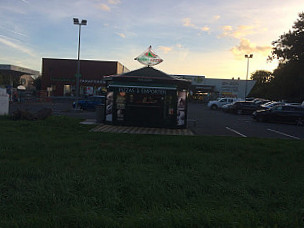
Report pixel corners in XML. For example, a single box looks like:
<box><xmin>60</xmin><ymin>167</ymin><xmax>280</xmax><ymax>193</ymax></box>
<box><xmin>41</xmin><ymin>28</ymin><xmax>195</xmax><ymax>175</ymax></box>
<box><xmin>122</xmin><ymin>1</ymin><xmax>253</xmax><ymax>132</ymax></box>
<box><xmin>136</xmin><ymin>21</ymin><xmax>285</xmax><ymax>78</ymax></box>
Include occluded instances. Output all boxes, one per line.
<box><xmin>0</xmin><ymin>0</ymin><xmax>303</xmax><ymax>79</ymax></box>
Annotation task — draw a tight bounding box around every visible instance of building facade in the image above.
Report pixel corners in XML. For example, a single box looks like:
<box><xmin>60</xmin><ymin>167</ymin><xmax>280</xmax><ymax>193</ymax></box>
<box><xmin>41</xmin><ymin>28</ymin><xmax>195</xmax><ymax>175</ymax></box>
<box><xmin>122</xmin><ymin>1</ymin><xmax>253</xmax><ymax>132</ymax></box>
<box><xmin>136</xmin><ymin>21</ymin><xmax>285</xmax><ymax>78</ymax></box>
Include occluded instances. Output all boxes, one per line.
<box><xmin>174</xmin><ymin>75</ymin><xmax>256</xmax><ymax>101</ymax></box>
<box><xmin>41</xmin><ymin>58</ymin><xmax>129</xmax><ymax>96</ymax></box>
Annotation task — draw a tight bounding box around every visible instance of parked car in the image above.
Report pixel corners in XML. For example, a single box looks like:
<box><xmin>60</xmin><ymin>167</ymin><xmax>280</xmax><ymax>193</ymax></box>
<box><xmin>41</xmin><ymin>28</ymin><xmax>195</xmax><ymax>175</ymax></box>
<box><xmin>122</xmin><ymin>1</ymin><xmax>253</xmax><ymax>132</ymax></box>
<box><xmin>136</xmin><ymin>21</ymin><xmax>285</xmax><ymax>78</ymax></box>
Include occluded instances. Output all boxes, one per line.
<box><xmin>286</xmin><ymin>102</ymin><xmax>301</xmax><ymax>106</ymax></box>
<box><xmin>207</xmin><ymin>97</ymin><xmax>241</xmax><ymax>110</ymax></box>
<box><xmin>72</xmin><ymin>95</ymin><xmax>105</xmax><ymax>110</ymax></box>
<box><xmin>229</xmin><ymin>101</ymin><xmax>259</xmax><ymax>115</ymax></box>
<box><xmin>252</xmin><ymin>98</ymin><xmax>270</xmax><ymax>106</ymax></box>
<box><xmin>259</xmin><ymin>101</ymin><xmax>284</xmax><ymax>110</ymax></box>
<box><xmin>252</xmin><ymin>105</ymin><xmax>304</xmax><ymax>125</ymax></box>
<box><xmin>222</xmin><ymin>102</ymin><xmax>235</xmax><ymax>113</ymax></box>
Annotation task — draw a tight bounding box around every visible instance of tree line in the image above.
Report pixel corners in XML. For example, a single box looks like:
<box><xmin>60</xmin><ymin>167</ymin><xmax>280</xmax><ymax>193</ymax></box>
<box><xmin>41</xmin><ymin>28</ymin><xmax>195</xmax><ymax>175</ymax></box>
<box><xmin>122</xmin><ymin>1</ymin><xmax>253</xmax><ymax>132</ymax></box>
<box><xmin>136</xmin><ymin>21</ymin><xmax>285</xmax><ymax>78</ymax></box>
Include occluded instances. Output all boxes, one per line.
<box><xmin>249</xmin><ymin>12</ymin><xmax>304</xmax><ymax>102</ymax></box>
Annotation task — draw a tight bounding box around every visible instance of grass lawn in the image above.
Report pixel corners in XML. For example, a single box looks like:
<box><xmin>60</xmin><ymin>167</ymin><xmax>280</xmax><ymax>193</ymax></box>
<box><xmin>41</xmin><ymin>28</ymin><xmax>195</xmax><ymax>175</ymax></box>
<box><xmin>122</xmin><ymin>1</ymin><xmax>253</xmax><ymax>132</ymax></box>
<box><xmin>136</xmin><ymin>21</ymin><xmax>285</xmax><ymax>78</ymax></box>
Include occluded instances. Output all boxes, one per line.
<box><xmin>0</xmin><ymin>116</ymin><xmax>304</xmax><ymax>227</ymax></box>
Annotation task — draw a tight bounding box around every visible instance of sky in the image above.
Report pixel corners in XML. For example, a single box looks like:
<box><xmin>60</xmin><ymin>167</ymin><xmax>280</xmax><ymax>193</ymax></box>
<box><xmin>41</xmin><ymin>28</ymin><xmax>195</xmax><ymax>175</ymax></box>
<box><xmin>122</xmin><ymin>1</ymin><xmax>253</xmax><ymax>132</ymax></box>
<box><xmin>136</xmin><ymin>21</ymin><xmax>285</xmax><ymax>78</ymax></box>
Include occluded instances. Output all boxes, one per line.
<box><xmin>0</xmin><ymin>0</ymin><xmax>303</xmax><ymax>79</ymax></box>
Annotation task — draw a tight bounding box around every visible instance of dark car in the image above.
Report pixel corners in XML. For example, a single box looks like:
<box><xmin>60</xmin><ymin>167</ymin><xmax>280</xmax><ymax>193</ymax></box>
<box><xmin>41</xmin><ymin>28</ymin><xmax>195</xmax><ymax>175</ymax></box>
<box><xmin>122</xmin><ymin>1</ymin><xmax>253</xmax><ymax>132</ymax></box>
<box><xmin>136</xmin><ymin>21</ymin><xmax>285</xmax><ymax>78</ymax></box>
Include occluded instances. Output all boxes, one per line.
<box><xmin>73</xmin><ymin>95</ymin><xmax>105</xmax><ymax>110</ymax></box>
<box><xmin>252</xmin><ymin>105</ymin><xmax>304</xmax><ymax>125</ymax></box>
<box><xmin>229</xmin><ymin>101</ymin><xmax>259</xmax><ymax>115</ymax></box>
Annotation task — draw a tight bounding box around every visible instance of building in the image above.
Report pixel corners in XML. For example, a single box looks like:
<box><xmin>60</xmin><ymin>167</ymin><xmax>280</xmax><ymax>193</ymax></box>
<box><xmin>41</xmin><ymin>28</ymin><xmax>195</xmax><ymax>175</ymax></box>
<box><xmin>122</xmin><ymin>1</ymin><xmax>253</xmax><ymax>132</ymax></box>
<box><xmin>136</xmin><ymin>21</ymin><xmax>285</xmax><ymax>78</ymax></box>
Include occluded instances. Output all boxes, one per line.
<box><xmin>0</xmin><ymin>64</ymin><xmax>40</xmax><ymax>101</ymax></box>
<box><xmin>0</xmin><ymin>64</ymin><xmax>39</xmax><ymax>87</ymax></box>
<box><xmin>41</xmin><ymin>58</ymin><xmax>129</xmax><ymax>96</ymax></box>
<box><xmin>174</xmin><ymin>75</ymin><xmax>256</xmax><ymax>101</ymax></box>
<box><xmin>104</xmin><ymin>67</ymin><xmax>191</xmax><ymax>128</ymax></box>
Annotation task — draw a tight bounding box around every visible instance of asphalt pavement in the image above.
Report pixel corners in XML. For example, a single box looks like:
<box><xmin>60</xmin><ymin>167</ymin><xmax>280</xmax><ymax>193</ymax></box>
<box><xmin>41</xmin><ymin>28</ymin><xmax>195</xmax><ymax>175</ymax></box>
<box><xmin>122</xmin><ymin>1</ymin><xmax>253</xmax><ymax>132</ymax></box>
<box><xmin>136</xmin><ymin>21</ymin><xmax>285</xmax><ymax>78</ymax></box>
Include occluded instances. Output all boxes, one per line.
<box><xmin>8</xmin><ymin>99</ymin><xmax>304</xmax><ymax>139</ymax></box>
<box><xmin>9</xmin><ymin>97</ymin><xmax>96</xmax><ymax>120</ymax></box>
<box><xmin>188</xmin><ymin>103</ymin><xmax>304</xmax><ymax>140</ymax></box>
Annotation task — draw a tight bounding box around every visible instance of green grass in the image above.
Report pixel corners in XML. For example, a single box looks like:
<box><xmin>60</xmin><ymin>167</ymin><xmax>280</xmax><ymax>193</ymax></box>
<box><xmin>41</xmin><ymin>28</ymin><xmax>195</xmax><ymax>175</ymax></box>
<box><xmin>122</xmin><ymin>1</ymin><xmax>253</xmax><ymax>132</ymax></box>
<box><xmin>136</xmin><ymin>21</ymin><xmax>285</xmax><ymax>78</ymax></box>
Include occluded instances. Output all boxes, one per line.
<box><xmin>0</xmin><ymin>116</ymin><xmax>304</xmax><ymax>227</ymax></box>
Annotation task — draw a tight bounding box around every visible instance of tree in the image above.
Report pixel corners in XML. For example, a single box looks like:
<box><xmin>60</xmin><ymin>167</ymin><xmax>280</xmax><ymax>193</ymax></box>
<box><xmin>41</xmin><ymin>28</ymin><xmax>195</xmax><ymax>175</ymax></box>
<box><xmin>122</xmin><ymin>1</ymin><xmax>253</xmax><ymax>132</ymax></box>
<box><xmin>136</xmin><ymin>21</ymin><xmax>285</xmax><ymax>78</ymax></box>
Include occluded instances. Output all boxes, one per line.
<box><xmin>271</xmin><ymin>62</ymin><xmax>304</xmax><ymax>102</ymax></box>
<box><xmin>250</xmin><ymin>70</ymin><xmax>273</xmax><ymax>84</ymax></box>
<box><xmin>248</xmin><ymin>70</ymin><xmax>273</xmax><ymax>98</ymax></box>
<box><xmin>267</xmin><ymin>12</ymin><xmax>304</xmax><ymax>102</ymax></box>
<box><xmin>269</xmin><ymin>12</ymin><xmax>304</xmax><ymax>64</ymax></box>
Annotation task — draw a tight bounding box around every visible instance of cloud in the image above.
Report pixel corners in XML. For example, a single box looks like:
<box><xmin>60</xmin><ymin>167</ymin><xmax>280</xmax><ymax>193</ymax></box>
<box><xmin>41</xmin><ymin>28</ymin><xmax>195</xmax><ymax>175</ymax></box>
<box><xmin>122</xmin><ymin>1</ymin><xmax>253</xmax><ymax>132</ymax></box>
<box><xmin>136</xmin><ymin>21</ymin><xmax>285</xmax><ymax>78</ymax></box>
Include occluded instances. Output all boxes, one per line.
<box><xmin>232</xmin><ymin>25</ymin><xmax>255</xmax><ymax>39</ymax></box>
<box><xmin>182</xmin><ymin>18</ymin><xmax>210</xmax><ymax>33</ymax></box>
<box><xmin>117</xmin><ymin>33</ymin><xmax>126</xmax><ymax>38</ymax></box>
<box><xmin>158</xmin><ymin>46</ymin><xmax>172</xmax><ymax>54</ymax></box>
<box><xmin>230</xmin><ymin>38</ymin><xmax>272</xmax><ymax>59</ymax></box>
<box><xmin>176</xmin><ymin>44</ymin><xmax>183</xmax><ymax>48</ymax></box>
<box><xmin>99</xmin><ymin>3</ymin><xmax>111</xmax><ymax>11</ymax></box>
<box><xmin>0</xmin><ymin>25</ymin><xmax>28</xmax><ymax>38</ymax></box>
<box><xmin>97</xmin><ymin>0</ymin><xmax>121</xmax><ymax>12</ymax></box>
<box><xmin>19</xmin><ymin>0</ymin><xmax>29</xmax><ymax>4</ymax></box>
<box><xmin>182</xmin><ymin>18</ymin><xmax>195</xmax><ymax>28</ymax></box>
<box><xmin>0</xmin><ymin>35</ymin><xmax>35</xmax><ymax>57</ymax></box>
<box><xmin>222</xmin><ymin>25</ymin><xmax>233</xmax><ymax>31</ymax></box>
<box><xmin>108</xmin><ymin>0</ymin><xmax>121</xmax><ymax>4</ymax></box>
<box><xmin>200</xmin><ymin>26</ymin><xmax>210</xmax><ymax>32</ymax></box>
<box><xmin>221</xmin><ymin>25</ymin><xmax>256</xmax><ymax>39</ymax></box>
<box><xmin>213</xmin><ymin>15</ymin><xmax>220</xmax><ymax>21</ymax></box>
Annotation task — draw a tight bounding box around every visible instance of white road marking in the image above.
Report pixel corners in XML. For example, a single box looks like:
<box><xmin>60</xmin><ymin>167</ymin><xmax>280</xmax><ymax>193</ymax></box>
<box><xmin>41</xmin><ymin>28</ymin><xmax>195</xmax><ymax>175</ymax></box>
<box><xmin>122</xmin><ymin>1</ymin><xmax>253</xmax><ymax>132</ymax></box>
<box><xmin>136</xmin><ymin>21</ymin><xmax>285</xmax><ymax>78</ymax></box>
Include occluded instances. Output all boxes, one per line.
<box><xmin>267</xmin><ymin>129</ymin><xmax>300</xmax><ymax>140</ymax></box>
<box><xmin>225</xmin><ymin>127</ymin><xmax>247</xmax><ymax>138</ymax></box>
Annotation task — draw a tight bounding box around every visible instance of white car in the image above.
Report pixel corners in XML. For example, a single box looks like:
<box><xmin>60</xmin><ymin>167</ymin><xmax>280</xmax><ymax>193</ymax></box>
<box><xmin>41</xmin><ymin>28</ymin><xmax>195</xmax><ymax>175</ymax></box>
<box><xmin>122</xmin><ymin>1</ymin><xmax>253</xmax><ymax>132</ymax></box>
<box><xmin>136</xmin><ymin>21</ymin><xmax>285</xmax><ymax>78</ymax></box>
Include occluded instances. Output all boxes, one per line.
<box><xmin>208</xmin><ymin>98</ymin><xmax>241</xmax><ymax>110</ymax></box>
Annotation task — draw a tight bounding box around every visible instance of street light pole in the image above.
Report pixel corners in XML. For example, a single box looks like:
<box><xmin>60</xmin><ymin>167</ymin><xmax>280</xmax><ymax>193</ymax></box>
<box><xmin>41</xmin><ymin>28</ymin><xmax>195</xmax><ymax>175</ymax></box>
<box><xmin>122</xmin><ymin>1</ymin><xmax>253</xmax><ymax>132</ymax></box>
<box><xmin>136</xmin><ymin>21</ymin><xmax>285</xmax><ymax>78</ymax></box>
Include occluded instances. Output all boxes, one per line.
<box><xmin>73</xmin><ymin>18</ymin><xmax>87</xmax><ymax>109</ymax></box>
<box><xmin>244</xmin><ymin>54</ymin><xmax>253</xmax><ymax>100</ymax></box>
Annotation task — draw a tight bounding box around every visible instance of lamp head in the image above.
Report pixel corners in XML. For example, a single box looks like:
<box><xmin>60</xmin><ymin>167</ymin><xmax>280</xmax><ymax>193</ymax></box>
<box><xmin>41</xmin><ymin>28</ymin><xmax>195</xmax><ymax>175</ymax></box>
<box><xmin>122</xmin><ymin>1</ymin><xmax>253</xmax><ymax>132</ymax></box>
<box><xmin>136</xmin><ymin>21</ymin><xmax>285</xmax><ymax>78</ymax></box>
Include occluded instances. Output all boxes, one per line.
<box><xmin>245</xmin><ymin>54</ymin><xmax>253</xmax><ymax>58</ymax></box>
<box><xmin>73</xmin><ymin>18</ymin><xmax>79</xmax><ymax>24</ymax></box>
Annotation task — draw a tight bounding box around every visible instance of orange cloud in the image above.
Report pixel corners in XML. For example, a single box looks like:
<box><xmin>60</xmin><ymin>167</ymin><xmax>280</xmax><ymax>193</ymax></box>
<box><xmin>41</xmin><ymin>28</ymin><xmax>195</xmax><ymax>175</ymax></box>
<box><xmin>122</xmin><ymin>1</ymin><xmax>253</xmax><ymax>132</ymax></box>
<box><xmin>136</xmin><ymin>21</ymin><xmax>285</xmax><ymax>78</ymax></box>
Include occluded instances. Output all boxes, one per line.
<box><xmin>230</xmin><ymin>38</ymin><xmax>272</xmax><ymax>59</ymax></box>
<box><xmin>200</xmin><ymin>26</ymin><xmax>210</xmax><ymax>32</ymax></box>
<box><xmin>221</xmin><ymin>25</ymin><xmax>257</xmax><ymax>39</ymax></box>
<box><xmin>182</xmin><ymin>18</ymin><xmax>210</xmax><ymax>33</ymax></box>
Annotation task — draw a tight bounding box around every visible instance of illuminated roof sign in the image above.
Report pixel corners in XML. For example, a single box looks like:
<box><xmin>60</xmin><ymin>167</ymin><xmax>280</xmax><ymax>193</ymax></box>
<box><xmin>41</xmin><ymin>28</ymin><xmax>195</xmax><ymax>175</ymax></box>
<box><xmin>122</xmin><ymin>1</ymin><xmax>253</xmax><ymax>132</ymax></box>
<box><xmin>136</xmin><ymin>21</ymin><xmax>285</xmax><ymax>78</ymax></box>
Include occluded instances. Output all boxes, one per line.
<box><xmin>134</xmin><ymin>46</ymin><xmax>163</xmax><ymax>67</ymax></box>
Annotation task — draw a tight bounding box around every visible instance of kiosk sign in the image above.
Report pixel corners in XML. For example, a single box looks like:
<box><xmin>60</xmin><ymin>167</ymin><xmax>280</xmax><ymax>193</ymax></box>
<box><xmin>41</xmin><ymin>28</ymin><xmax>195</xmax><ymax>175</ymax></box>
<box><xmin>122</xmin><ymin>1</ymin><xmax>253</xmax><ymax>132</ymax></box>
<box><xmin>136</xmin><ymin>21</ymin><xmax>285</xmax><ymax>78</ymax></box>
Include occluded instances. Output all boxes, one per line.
<box><xmin>118</xmin><ymin>87</ymin><xmax>166</xmax><ymax>95</ymax></box>
<box><xmin>134</xmin><ymin>46</ymin><xmax>163</xmax><ymax>66</ymax></box>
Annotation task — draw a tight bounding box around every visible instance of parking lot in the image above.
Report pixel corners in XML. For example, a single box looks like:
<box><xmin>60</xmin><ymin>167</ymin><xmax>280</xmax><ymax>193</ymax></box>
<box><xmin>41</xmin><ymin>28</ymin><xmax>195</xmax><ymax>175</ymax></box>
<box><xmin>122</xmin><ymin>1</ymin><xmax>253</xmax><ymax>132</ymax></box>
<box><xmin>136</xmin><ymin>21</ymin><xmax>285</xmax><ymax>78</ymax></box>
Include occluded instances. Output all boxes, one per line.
<box><xmin>9</xmin><ymin>99</ymin><xmax>304</xmax><ymax>139</ymax></box>
<box><xmin>188</xmin><ymin>103</ymin><xmax>304</xmax><ymax>139</ymax></box>
<box><xmin>9</xmin><ymin>98</ymin><xmax>96</xmax><ymax>120</ymax></box>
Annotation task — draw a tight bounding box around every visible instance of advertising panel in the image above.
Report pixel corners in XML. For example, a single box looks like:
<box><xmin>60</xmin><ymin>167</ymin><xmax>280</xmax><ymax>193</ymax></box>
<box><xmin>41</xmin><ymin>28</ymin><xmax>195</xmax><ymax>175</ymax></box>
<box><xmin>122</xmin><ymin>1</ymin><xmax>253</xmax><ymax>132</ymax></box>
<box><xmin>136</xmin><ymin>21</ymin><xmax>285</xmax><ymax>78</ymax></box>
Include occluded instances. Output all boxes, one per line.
<box><xmin>116</xmin><ymin>92</ymin><xmax>126</xmax><ymax>121</ymax></box>
<box><xmin>106</xmin><ymin>91</ymin><xmax>113</xmax><ymax>122</ymax></box>
<box><xmin>177</xmin><ymin>91</ymin><xmax>187</xmax><ymax>126</ymax></box>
